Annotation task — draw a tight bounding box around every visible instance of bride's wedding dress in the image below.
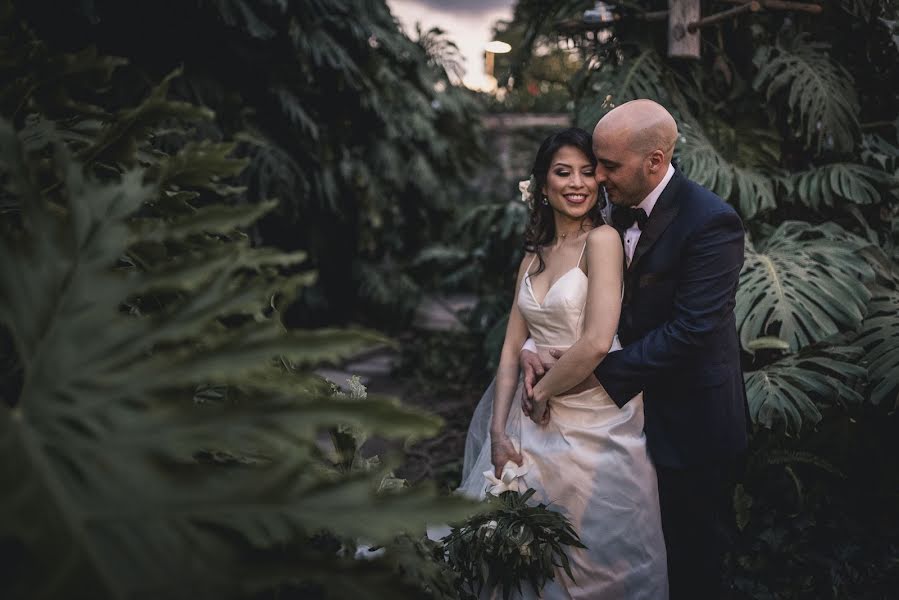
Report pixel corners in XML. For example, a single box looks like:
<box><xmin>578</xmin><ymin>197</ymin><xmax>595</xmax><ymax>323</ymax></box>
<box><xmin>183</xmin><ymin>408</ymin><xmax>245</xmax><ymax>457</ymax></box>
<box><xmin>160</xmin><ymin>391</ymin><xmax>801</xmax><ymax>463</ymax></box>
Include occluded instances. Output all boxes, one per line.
<box><xmin>459</xmin><ymin>245</ymin><xmax>668</xmax><ymax>599</ymax></box>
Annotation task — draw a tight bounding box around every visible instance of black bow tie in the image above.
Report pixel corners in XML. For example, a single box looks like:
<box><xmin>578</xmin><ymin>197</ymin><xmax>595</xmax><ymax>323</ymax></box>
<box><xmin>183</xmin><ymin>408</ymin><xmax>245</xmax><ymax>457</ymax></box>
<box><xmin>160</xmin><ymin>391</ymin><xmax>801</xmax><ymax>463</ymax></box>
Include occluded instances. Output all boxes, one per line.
<box><xmin>613</xmin><ymin>207</ymin><xmax>649</xmax><ymax>230</ymax></box>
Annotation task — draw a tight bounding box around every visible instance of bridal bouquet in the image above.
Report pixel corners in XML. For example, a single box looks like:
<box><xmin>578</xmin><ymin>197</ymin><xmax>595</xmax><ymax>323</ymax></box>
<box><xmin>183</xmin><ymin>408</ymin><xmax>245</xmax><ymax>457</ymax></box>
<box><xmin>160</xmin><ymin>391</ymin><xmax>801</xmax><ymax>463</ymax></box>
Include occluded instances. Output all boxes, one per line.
<box><xmin>442</xmin><ymin>488</ymin><xmax>586</xmax><ymax>599</ymax></box>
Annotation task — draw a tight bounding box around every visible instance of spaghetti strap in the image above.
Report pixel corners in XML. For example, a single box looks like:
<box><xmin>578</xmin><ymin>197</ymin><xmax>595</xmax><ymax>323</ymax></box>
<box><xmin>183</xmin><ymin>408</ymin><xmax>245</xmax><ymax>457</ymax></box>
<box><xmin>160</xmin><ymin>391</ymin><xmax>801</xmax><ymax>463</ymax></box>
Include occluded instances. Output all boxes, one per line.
<box><xmin>525</xmin><ymin>252</ymin><xmax>538</xmax><ymax>277</ymax></box>
<box><xmin>576</xmin><ymin>239</ymin><xmax>588</xmax><ymax>270</ymax></box>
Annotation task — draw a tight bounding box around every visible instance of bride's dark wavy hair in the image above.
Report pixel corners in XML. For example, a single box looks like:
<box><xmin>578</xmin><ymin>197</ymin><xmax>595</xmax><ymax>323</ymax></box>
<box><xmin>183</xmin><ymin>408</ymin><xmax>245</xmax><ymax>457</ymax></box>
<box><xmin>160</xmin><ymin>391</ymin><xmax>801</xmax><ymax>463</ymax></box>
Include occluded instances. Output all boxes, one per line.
<box><xmin>523</xmin><ymin>127</ymin><xmax>603</xmax><ymax>276</ymax></box>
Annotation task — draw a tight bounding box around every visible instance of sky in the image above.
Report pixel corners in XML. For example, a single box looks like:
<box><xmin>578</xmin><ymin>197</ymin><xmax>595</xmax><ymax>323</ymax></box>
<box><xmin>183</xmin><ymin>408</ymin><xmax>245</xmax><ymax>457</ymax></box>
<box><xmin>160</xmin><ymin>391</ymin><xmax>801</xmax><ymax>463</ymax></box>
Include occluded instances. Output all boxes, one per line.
<box><xmin>387</xmin><ymin>0</ymin><xmax>516</xmax><ymax>90</ymax></box>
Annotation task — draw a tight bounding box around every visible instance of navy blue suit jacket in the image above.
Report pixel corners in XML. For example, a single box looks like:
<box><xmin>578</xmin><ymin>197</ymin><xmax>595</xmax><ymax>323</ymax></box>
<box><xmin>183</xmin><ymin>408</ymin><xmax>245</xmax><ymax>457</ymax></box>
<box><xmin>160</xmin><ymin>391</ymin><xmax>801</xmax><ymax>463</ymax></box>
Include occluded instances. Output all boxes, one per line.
<box><xmin>595</xmin><ymin>168</ymin><xmax>749</xmax><ymax>468</ymax></box>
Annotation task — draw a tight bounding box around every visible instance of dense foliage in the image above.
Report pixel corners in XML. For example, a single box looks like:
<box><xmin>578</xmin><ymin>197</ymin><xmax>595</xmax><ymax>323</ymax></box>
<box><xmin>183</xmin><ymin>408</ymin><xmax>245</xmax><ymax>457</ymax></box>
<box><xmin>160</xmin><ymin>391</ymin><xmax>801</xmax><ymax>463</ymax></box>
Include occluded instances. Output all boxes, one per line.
<box><xmin>423</xmin><ymin>1</ymin><xmax>898</xmax><ymax>597</ymax></box>
<box><xmin>12</xmin><ymin>0</ymin><xmax>487</xmax><ymax>329</ymax></box>
<box><xmin>0</xmin><ymin>3</ymin><xmax>482</xmax><ymax>598</ymax></box>
<box><xmin>4</xmin><ymin>0</ymin><xmax>897</xmax><ymax>596</ymax></box>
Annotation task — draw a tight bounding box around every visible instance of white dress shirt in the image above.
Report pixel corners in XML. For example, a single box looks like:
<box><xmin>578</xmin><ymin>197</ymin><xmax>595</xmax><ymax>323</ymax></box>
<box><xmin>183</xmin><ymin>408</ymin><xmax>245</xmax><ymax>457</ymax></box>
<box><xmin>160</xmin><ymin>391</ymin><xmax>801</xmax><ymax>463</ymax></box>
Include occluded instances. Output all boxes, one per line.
<box><xmin>623</xmin><ymin>163</ymin><xmax>675</xmax><ymax>265</ymax></box>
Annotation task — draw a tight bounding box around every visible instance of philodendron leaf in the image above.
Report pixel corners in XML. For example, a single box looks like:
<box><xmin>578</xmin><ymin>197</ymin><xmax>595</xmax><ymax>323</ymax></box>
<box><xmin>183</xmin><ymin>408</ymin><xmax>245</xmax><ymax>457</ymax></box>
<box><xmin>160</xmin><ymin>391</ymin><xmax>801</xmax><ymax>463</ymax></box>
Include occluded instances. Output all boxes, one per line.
<box><xmin>79</xmin><ymin>68</ymin><xmax>214</xmax><ymax>167</ymax></box>
<box><xmin>788</xmin><ymin>163</ymin><xmax>889</xmax><ymax>209</ymax></box>
<box><xmin>736</xmin><ymin>221</ymin><xmax>874</xmax><ymax>353</ymax></box>
<box><xmin>747</xmin><ymin>337</ymin><xmax>791</xmax><ymax>352</ymax></box>
<box><xmin>854</xmin><ymin>284</ymin><xmax>899</xmax><ymax>407</ymax></box>
<box><xmin>753</xmin><ymin>38</ymin><xmax>860</xmax><ymax>154</ymax></box>
<box><xmin>676</xmin><ymin>119</ymin><xmax>779</xmax><ymax>220</ymax></box>
<box><xmin>154</xmin><ymin>140</ymin><xmax>250</xmax><ymax>191</ymax></box>
<box><xmin>744</xmin><ymin>345</ymin><xmax>866</xmax><ymax>434</ymax></box>
<box><xmin>0</xmin><ymin>115</ymin><xmax>464</xmax><ymax>600</ymax></box>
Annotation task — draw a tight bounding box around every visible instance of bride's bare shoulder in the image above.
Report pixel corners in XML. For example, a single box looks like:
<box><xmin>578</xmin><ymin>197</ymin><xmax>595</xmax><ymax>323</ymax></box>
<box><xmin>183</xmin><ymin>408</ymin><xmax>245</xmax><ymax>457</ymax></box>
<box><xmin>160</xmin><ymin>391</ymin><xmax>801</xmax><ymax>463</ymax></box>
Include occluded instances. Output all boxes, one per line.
<box><xmin>586</xmin><ymin>224</ymin><xmax>621</xmax><ymax>248</ymax></box>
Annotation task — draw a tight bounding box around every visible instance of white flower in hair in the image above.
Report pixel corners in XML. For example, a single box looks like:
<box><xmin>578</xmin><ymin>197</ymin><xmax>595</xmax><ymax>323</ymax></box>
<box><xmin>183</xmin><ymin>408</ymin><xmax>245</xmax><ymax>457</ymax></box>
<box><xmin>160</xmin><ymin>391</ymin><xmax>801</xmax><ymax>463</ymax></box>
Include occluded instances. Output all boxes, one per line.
<box><xmin>518</xmin><ymin>175</ymin><xmax>538</xmax><ymax>209</ymax></box>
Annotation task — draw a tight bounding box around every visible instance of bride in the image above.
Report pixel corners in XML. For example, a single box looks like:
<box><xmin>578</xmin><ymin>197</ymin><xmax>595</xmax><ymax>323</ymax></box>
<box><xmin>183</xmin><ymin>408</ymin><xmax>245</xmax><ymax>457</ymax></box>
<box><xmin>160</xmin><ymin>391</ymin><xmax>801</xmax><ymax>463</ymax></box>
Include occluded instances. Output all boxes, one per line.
<box><xmin>459</xmin><ymin>127</ymin><xmax>668</xmax><ymax>598</ymax></box>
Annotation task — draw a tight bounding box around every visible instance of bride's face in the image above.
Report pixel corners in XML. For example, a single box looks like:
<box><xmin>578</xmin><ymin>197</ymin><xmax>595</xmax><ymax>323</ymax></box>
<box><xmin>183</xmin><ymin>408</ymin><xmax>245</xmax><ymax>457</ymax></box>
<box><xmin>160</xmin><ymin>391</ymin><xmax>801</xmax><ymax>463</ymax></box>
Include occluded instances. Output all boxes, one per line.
<box><xmin>542</xmin><ymin>146</ymin><xmax>598</xmax><ymax>220</ymax></box>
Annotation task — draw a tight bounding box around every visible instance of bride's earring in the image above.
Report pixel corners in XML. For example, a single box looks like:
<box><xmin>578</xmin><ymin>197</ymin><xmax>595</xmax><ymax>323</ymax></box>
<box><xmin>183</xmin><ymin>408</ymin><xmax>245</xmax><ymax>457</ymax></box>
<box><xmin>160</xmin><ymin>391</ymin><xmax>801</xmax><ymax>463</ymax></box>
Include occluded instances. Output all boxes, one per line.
<box><xmin>542</xmin><ymin>197</ymin><xmax>549</xmax><ymax>206</ymax></box>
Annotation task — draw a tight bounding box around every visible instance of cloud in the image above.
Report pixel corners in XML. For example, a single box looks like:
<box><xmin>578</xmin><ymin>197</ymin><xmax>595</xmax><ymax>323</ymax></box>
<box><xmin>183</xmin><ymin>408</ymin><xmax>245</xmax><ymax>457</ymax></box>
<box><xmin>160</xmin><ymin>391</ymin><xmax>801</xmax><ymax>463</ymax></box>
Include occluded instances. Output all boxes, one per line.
<box><xmin>404</xmin><ymin>0</ymin><xmax>513</xmax><ymax>16</ymax></box>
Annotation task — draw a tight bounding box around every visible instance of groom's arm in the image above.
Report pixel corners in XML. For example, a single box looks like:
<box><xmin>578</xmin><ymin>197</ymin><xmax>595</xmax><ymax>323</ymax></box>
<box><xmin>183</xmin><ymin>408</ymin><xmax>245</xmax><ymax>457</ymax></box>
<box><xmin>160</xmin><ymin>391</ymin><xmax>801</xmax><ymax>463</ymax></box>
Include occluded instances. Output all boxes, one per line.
<box><xmin>595</xmin><ymin>209</ymin><xmax>745</xmax><ymax>408</ymax></box>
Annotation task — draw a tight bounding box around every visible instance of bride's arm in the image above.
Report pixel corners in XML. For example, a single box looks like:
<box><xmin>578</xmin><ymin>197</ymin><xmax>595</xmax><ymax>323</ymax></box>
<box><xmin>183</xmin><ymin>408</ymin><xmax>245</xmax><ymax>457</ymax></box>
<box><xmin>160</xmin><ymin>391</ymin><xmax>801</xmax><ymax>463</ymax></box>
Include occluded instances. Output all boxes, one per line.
<box><xmin>532</xmin><ymin>226</ymin><xmax>623</xmax><ymax>406</ymax></box>
<box><xmin>491</xmin><ymin>255</ymin><xmax>533</xmax><ymax>439</ymax></box>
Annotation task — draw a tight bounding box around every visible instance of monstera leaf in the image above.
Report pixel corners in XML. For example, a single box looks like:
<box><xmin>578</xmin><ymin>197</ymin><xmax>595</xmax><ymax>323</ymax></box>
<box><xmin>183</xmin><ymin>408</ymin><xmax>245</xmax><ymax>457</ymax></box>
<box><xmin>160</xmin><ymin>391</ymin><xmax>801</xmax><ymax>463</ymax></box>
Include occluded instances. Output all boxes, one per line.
<box><xmin>677</xmin><ymin>119</ymin><xmax>779</xmax><ymax>220</ymax></box>
<box><xmin>855</xmin><ymin>284</ymin><xmax>899</xmax><ymax>407</ymax></box>
<box><xmin>736</xmin><ymin>222</ymin><xmax>874</xmax><ymax>353</ymax></box>
<box><xmin>787</xmin><ymin>163</ymin><xmax>889</xmax><ymax>209</ymax></box>
<box><xmin>744</xmin><ymin>346</ymin><xmax>866</xmax><ymax>434</ymax></box>
<box><xmin>753</xmin><ymin>38</ymin><xmax>860</xmax><ymax>154</ymax></box>
<box><xmin>575</xmin><ymin>48</ymin><xmax>669</xmax><ymax>129</ymax></box>
<box><xmin>0</xmin><ymin>120</ymin><xmax>479</xmax><ymax>599</ymax></box>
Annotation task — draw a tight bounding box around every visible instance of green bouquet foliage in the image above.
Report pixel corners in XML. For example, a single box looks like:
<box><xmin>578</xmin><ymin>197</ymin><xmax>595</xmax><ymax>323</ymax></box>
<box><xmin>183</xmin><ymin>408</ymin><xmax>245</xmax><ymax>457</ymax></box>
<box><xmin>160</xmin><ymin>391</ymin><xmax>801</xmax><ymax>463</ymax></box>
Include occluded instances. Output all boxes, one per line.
<box><xmin>442</xmin><ymin>489</ymin><xmax>586</xmax><ymax>600</ymax></box>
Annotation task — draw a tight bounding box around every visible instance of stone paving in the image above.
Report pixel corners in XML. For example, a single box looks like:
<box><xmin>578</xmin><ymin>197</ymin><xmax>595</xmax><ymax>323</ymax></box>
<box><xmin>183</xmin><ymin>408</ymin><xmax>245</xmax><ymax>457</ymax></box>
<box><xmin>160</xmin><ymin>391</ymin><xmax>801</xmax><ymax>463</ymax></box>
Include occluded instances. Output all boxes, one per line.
<box><xmin>315</xmin><ymin>293</ymin><xmax>481</xmax><ymax>490</ymax></box>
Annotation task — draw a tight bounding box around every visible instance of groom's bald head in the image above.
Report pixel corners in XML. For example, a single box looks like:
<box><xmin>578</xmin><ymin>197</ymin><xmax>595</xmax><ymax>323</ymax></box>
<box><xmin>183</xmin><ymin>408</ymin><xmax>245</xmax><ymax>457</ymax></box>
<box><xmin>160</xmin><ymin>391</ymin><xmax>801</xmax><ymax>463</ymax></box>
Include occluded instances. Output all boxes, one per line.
<box><xmin>591</xmin><ymin>100</ymin><xmax>679</xmax><ymax>207</ymax></box>
<box><xmin>593</xmin><ymin>99</ymin><xmax>678</xmax><ymax>162</ymax></box>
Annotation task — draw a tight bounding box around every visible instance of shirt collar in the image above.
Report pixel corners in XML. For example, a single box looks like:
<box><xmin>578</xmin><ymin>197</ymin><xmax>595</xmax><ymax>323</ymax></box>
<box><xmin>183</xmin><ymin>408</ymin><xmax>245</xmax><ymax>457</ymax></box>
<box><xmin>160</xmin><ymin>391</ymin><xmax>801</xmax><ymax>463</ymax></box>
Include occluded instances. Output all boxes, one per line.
<box><xmin>637</xmin><ymin>163</ymin><xmax>675</xmax><ymax>217</ymax></box>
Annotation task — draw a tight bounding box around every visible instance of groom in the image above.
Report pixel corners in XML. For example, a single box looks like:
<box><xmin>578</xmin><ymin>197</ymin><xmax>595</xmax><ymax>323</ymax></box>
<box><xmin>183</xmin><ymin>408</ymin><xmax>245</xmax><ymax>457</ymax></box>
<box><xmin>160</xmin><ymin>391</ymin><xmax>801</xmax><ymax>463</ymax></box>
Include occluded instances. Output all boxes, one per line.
<box><xmin>521</xmin><ymin>100</ymin><xmax>749</xmax><ymax>599</ymax></box>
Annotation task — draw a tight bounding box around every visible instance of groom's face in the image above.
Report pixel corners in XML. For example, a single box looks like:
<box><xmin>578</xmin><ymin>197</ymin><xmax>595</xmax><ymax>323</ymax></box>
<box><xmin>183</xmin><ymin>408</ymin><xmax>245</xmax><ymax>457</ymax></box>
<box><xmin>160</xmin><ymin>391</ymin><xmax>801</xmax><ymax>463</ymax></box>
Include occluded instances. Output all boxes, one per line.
<box><xmin>592</xmin><ymin>130</ymin><xmax>651</xmax><ymax>208</ymax></box>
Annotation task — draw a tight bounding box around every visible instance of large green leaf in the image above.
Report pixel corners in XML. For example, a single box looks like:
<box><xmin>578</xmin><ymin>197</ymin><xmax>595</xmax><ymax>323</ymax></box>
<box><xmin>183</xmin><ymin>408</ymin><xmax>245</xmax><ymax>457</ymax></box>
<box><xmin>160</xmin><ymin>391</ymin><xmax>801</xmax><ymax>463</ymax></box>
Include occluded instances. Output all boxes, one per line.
<box><xmin>745</xmin><ymin>346</ymin><xmax>866</xmax><ymax>434</ymax></box>
<box><xmin>753</xmin><ymin>38</ymin><xmax>860</xmax><ymax>154</ymax></box>
<box><xmin>79</xmin><ymin>68</ymin><xmax>214</xmax><ymax>167</ymax></box>
<box><xmin>0</xmin><ymin>118</ymin><xmax>479</xmax><ymax>599</ymax></box>
<box><xmin>736</xmin><ymin>222</ymin><xmax>874</xmax><ymax>353</ymax></box>
<box><xmin>787</xmin><ymin>163</ymin><xmax>889</xmax><ymax>209</ymax></box>
<box><xmin>855</xmin><ymin>284</ymin><xmax>899</xmax><ymax>407</ymax></box>
<box><xmin>677</xmin><ymin>119</ymin><xmax>778</xmax><ymax>220</ymax></box>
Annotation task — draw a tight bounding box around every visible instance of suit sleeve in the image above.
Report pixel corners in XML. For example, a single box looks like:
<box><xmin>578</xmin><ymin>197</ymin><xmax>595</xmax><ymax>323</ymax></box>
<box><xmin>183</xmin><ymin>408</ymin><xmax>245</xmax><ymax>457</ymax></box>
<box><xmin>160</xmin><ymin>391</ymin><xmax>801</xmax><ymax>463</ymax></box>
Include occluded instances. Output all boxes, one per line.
<box><xmin>595</xmin><ymin>209</ymin><xmax>745</xmax><ymax>407</ymax></box>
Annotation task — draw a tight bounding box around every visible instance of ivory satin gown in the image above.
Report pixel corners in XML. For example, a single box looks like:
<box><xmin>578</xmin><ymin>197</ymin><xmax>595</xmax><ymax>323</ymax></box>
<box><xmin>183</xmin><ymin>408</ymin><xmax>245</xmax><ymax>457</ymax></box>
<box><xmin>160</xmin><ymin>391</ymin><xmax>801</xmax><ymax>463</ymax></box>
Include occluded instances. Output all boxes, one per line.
<box><xmin>458</xmin><ymin>245</ymin><xmax>669</xmax><ymax>599</ymax></box>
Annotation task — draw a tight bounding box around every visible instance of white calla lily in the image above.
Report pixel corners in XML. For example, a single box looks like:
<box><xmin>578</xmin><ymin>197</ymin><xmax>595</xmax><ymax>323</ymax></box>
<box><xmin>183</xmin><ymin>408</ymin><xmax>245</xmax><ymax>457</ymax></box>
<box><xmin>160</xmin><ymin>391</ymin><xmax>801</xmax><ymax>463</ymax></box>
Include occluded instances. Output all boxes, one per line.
<box><xmin>483</xmin><ymin>459</ymin><xmax>529</xmax><ymax>495</ymax></box>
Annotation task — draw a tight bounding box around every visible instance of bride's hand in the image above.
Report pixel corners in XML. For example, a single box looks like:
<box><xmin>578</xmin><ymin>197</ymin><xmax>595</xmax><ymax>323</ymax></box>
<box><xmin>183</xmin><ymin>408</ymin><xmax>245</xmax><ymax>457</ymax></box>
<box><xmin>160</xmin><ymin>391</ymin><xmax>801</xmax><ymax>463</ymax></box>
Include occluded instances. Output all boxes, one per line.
<box><xmin>547</xmin><ymin>347</ymin><xmax>602</xmax><ymax>394</ymax></box>
<box><xmin>490</xmin><ymin>434</ymin><xmax>523</xmax><ymax>478</ymax></box>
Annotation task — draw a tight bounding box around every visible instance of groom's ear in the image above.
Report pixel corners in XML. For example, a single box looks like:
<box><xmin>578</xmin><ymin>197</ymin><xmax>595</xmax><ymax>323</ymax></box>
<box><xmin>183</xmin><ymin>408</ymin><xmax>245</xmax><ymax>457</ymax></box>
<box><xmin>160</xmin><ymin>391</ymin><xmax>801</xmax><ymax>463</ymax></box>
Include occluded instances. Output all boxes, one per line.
<box><xmin>647</xmin><ymin>149</ymin><xmax>665</xmax><ymax>173</ymax></box>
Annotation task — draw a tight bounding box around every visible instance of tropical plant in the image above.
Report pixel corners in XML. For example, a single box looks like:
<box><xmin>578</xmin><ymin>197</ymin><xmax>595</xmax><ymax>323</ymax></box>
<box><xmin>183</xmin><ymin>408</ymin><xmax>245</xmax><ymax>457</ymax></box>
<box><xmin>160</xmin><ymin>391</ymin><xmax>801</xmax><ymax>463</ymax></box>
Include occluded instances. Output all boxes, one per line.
<box><xmin>414</xmin><ymin>24</ymin><xmax>467</xmax><ymax>85</ymax></box>
<box><xmin>486</xmin><ymin>0</ymin><xmax>899</xmax><ymax>596</ymax></box>
<box><xmin>12</xmin><ymin>0</ymin><xmax>488</xmax><ymax>328</ymax></box>
<box><xmin>0</xmin><ymin>7</ymin><xmax>482</xmax><ymax>597</ymax></box>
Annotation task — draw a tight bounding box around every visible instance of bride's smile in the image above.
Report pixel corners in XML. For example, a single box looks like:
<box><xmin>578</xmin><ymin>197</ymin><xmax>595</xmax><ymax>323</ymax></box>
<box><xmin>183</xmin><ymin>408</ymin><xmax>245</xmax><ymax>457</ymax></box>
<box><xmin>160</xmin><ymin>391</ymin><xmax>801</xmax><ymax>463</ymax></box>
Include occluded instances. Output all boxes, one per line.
<box><xmin>542</xmin><ymin>145</ymin><xmax>598</xmax><ymax>223</ymax></box>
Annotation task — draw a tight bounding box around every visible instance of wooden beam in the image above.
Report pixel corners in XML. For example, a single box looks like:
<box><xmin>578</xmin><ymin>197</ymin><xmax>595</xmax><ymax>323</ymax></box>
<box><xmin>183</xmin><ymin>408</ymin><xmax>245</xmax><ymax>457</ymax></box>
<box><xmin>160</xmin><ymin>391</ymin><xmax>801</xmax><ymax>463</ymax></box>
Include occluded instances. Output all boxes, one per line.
<box><xmin>719</xmin><ymin>0</ymin><xmax>823</xmax><ymax>14</ymax></box>
<box><xmin>668</xmin><ymin>0</ymin><xmax>701</xmax><ymax>59</ymax></box>
<box><xmin>639</xmin><ymin>10</ymin><xmax>669</xmax><ymax>22</ymax></box>
<box><xmin>688</xmin><ymin>1</ymin><xmax>760</xmax><ymax>33</ymax></box>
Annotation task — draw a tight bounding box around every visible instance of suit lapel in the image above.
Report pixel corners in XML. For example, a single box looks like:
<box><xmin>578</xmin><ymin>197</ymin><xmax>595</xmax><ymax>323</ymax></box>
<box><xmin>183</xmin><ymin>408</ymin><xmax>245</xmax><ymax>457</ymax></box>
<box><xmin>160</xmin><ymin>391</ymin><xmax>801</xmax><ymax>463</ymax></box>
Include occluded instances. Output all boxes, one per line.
<box><xmin>627</xmin><ymin>169</ymin><xmax>683</xmax><ymax>275</ymax></box>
